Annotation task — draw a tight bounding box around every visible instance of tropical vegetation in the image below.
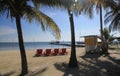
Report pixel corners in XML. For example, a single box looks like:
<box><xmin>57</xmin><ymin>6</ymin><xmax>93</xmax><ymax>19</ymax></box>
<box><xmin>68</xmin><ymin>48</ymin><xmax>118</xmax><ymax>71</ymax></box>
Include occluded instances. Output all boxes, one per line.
<box><xmin>104</xmin><ymin>0</ymin><xmax>120</xmax><ymax>32</ymax></box>
<box><xmin>103</xmin><ymin>27</ymin><xmax>115</xmax><ymax>43</ymax></box>
<box><xmin>0</xmin><ymin>0</ymin><xmax>60</xmax><ymax>75</ymax></box>
<box><xmin>80</xmin><ymin>0</ymin><xmax>110</xmax><ymax>41</ymax></box>
<box><xmin>78</xmin><ymin>0</ymin><xmax>119</xmax><ymax>40</ymax></box>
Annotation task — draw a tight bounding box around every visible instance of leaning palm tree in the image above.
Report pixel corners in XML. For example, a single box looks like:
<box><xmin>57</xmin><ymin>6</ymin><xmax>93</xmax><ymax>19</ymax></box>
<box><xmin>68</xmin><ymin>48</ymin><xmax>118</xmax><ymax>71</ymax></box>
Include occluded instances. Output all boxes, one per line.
<box><xmin>0</xmin><ymin>0</ymin><xmax>60</xmax><ymax>75</ymax></box>
<box><xmin>32</xmin><ymin>0</ymin><xmax>79</xmax><ymax>67</ymax></box>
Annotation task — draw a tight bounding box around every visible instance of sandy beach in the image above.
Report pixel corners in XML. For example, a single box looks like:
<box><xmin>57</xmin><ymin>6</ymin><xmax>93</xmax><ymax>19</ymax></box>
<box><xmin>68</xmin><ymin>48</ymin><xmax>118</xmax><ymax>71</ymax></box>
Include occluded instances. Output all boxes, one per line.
<box><xmin>0</xmin><ymin>47</ymin><xmax>120</xmax><ymax>76</ymax></box>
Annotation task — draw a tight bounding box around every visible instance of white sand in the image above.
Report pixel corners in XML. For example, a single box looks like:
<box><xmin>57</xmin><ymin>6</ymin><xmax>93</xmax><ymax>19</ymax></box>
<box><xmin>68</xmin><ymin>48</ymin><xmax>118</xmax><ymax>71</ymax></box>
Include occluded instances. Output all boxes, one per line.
<box><xmin>0</xmin><ymin>47</ymin><xmax>120</xmax><ymax>76</ymax></box>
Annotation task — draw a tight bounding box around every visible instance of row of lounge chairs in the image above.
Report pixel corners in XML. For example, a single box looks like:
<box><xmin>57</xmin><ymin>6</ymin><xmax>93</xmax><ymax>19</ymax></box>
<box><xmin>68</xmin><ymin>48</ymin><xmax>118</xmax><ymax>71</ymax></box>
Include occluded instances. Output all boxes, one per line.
<box><xmin>35</xmin><ymin>48</ymin><xmax>68</xmax><ymax>57</ymax></box>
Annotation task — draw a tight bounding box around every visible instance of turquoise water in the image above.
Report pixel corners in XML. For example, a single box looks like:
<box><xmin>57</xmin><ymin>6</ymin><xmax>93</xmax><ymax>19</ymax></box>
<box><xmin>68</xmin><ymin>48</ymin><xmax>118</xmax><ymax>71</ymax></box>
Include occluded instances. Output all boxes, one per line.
<box><xmin>0</xmin><ymin>42</ymin><xmax>71</xmax><ymax>51</ymax></box>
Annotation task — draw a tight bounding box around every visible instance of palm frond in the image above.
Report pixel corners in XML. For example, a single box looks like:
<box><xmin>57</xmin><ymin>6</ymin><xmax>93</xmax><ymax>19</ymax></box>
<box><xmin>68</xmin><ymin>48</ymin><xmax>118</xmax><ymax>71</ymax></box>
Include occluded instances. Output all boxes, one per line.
<box><xmin>104</xmin><ymin>11</ymin><xmax>113</xmax><ymax>17</ymax></box>
<box><xmin>0</xmin><ymin>0</ymin><xmax>9</xmax><ymax>16</ymax></box>
<box><xmin>0</xmin><ymin>0</ymin><xmax>15</xmax><ymax>20</ymax></box>
<box><xmin>23</xmin><ymin>6</ymin><xmax>46</xmax><ymax>31</ymax></box>
<box><xmin>104</xmin><ymin>11</ymin><xmax>114</xmax><ymax>24</ymax></box>
<box><xmin>109</xmin><ymin>13</ymin><xmax>120</xmax><ymax>32</ymax></box>
<box><xmin>0</xmin><ymin>0</ymin><xmax>61</xmax><ymax>39</ymax></box>
<box><xmin>32</xmin><ymin>0</ymin><xmax>74</xmax><ymax>8</ymax></box>
<box><xmin>104</xmin><ymin>0</ymin><xmax>120</xmax><ymax>32</ymax></box>
<box><xmin>77</xmin><ymin>0</ymin><xmax>94</xmax><ymax>18</ymax></box>
<box><xmin>105</xmin><ymin>0</ymin><xmax>117</xmax><ymax>9</ymax></box>
<box><xmin>24</xmin><ymin>7</ymin><xmax>61</xmax><ymax>39</ymax></box>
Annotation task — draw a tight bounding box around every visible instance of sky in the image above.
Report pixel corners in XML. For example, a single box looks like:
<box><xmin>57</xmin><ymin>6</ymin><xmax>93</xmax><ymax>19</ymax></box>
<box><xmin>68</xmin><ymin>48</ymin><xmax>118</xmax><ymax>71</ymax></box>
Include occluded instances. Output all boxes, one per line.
<box><xmin>0</xmin><ymin>6</ymin><xmax>119</xmax><ymax>42</ymax></box>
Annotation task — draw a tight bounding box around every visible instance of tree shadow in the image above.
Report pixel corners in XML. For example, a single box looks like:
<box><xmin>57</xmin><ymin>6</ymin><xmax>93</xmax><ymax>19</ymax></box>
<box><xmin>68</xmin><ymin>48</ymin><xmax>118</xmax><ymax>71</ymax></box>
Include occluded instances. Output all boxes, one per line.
<box><xmin>27</xmin><ymin>67</ymin><xmax>48</xmax><ymax>76</ymax></box>
<box><xmin>108</xmin><ymin>47</ymin><xmax>120</xmax><ymax>50</ymax></box>
<box><xmin>1</xmin><ymin>67</ymin><xmax>47</xmax><ymax>76</ymax></box>
<box><xmin>107</xmin><ymin>55</ymin><xmax>120</xmax><ymax>75</ymax></box>
<box><xmin>110</xmin><ymin>52</ymin><xmax>120</xmax><ymax>54</ymax></box>
<box><xmin>54</xmin><ymin>54</ymin><xmax>120</xmax><ymax>76</ymax></box>
<box><xmin>108</xmin><ymin>47</ymin><xmax>117</xmax><ymax>50</ymax></box>
<box><xmin>54</xmin><ymin>62</ymin><xmax>67</xmax><ymax>73</ymax></box>
<box><xmin>54</xmin><ymin>62</ymin><xmax>82</xmax><ymax>76</ymax></box>
<box><xmin>80</xmin><ymin>53</ymin><xmax>102</xmax><ymax>59</ymax></box>
<box><xmin>108</xmin><ymin>55</ymin><xmax>120</xmax><ymax>65</ymax></box>
<box><xmin>63</xmin><ymin>67</ymin><xmax>81</xmax><ymax>76</ymax></box>
<box><xmin>2</xmin><ymin>71</ymin><xmax>15</xmax><ymax>76</ymax></box>
<box><xmin>81</xmin><ymin>53</ymin><xmax>120</xmax><ymax>76</ymax></box>
<box><xmin>54</xmin><ymin>61</ymin><xmax>105</xmax><ymax>76</ymax></box>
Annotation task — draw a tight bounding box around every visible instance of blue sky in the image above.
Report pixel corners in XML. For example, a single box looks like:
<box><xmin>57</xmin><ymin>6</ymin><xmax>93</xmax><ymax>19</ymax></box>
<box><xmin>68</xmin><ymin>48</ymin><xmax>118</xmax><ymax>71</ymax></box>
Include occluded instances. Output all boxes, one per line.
<box><xmin>0</xmin><ymin>6</ymin><xmax>119</xmax><ymax>42</ymax></box>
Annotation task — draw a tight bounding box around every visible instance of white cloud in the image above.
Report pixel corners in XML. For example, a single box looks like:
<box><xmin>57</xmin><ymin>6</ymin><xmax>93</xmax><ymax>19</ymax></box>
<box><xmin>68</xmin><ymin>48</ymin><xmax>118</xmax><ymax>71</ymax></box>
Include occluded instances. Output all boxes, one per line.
<box><xmin>0</xmin><ymin>26</ymin><xmax>16</xmax><ymax>36</ymax></box>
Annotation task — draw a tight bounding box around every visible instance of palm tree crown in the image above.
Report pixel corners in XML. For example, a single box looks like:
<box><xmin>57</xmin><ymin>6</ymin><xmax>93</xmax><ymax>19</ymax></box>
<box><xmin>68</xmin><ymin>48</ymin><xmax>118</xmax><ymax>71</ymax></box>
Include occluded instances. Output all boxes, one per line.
<box><xmin>0</xmin><ymin>0</ymin><xmax>61</xmax><ymax>39</ymax></box>
<box><xmin>78</xmin><ymin>0</ymin><xmax>110</xmax><ymax>41</ymax></box>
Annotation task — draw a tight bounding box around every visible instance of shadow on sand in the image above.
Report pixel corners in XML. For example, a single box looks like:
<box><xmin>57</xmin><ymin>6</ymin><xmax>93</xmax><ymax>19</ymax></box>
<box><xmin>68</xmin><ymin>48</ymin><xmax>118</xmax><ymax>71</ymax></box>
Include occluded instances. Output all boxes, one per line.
<box><xmin>1</xmin><ymin>71</ymin><xmax>15</xmax><ymax>76</ymax></box>
<box><xmin>54</xmin><ymin>62</ymin><xmax>82</xmax><ymax>76</ymax></box>
<box><xmin>1</xmin><ymin>67</ymin><xmax>47</xmax><ymax>76</ymax></box>
<box><xmin>54</xmin><ymin>53</ymin><xmax>120</xmax><ymax>76</ymax></box>
<box><xmin>27</xmin><ymin>67</ymin><xmax>48</xmax><ymax>76</ymax></box>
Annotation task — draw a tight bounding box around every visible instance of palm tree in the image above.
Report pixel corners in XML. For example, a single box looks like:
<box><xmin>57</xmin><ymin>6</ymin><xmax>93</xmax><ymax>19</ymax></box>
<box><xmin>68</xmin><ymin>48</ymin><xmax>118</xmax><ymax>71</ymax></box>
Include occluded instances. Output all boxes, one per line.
<box><xmin>80</xmin><ymin>0</ymin><xmax>110</xmax><ymax>41</ymax></box>
<box><xmin>103</xmin><ymin>27</ymin><xmax>115</xmax><ymax>43</ymax></box>
<box><xmin>0</xmin><ymin>0</ymin><xmax>60</xmax><ymax>75</ymax></box>
<box><xmin>67</xmin><ymin>7</ymin><xmax>78</xmax><ymax>67</ymax></box>
<box><xmin>90</xmin><ymin>0</ymin><xmax>108</xmax><ymax>41</ymax></box>
<box><xmin>86</xmin><ymin>0</ymin><xmax>119</xmax><ymax>41</ymax></box>
<box><xmin>33</xmin><ymin>0</ymin><xmax>78</xmax><ymax>67</ymax></box>
<box><xmin>104</xmin><ymin>0</ymin><xmax>120</xmax><ymax>32</ymax></box>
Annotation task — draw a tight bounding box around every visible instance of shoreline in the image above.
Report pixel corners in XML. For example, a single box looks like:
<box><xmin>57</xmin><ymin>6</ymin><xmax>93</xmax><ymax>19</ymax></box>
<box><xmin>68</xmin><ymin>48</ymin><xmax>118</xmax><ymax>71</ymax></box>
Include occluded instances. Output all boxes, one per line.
<box><xmin>0</xmin><ymin>42</ymin><xmax>85</xmax><ymax>51</ymax></box>
<box><xmin>50</xmin><ymin>42</ymin><xmax>85</xmax><ymax>47</ymax></box>
<box><xmin>0</xmin><ymin>47</ymin><xmax>71</xmax><ymax>51</ymax></box>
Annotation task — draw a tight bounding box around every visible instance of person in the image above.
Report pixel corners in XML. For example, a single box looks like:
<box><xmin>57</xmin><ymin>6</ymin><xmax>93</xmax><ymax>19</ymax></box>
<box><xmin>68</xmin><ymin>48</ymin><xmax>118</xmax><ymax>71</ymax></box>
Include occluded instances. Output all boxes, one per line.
<box><xmin>101</xmin><ymin>41</ymin><xmax>109</xmax><ymax>56</ymax></box>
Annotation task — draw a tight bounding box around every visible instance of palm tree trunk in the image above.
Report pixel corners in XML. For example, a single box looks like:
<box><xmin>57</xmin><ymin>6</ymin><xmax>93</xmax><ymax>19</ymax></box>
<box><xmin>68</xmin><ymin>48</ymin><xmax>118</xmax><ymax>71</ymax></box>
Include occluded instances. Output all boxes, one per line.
<box><xmin>68</xmin><ymin>8</ymin><xmax>78</xmax><ymax>68</ymax></box>
<box><xmin>15</xmin><ymin>15</ymin><xmax>28</xmax><ymax>75</ymax></box>
<box><xmin>100</xmin><ymin>4</ymin><xmax>103</xmax><ymax>41</ymax></box>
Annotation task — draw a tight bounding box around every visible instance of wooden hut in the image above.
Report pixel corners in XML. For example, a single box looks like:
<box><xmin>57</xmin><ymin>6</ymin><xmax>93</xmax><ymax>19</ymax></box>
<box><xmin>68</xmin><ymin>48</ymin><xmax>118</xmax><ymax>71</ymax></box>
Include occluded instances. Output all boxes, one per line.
<box><xmin>84</xmin><ymin>35</ymin><xmax>98</xmax><ymax>52</ymax></box>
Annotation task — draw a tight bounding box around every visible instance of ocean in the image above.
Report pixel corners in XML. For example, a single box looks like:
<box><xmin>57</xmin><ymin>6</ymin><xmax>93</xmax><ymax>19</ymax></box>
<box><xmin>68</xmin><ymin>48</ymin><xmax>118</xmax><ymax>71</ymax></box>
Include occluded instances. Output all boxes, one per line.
<box><xmin>0</xmin><ymin>42</ymin><xmax>71</xmax><ymax>51</ymax></box>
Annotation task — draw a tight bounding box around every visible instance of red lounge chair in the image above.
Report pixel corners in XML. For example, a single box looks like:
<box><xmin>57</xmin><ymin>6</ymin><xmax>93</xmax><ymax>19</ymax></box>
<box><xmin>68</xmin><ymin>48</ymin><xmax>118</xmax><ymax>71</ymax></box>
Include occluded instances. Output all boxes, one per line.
<box><xmin>35</xmin><ymin>49</ymin><xmax>43</xmax><ymax>56</ymax></box>
<box><xmin>60</xmin><ymin>48</ymin><xmax>68</xmax><ymax>55</ymax></box>
<box><xmin>44</xmin><ymin>49</ymin><xmax>52</xmax><ymax>56</ymax></box>
<box><xmin>53</xmin><ymin>48</ymin><xmax>60</xmax><ymax>55</ymax></box>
